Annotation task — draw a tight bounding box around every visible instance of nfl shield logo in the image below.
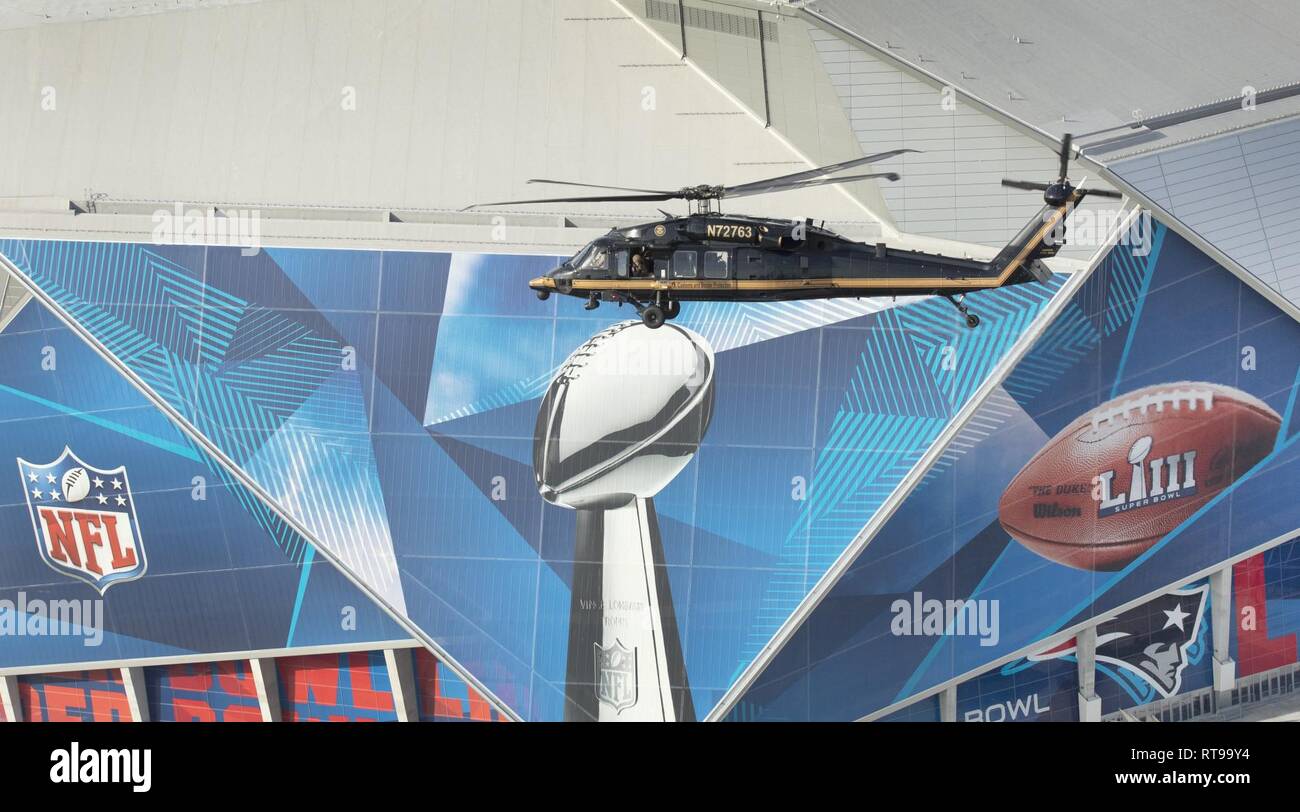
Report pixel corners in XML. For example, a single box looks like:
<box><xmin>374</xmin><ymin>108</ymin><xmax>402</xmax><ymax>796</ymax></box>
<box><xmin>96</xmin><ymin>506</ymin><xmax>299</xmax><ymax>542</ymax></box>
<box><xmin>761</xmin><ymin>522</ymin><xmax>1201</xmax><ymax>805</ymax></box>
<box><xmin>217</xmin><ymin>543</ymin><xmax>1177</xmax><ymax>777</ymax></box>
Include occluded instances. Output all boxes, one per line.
<box><xmin>16</xmin><ymin>447</ymin><xmax>147</xmax><ymax>594</ymax></box>
<box><xmin>594</xmin><ymin>639</ymin><xmax>638</xmax><ymax>713</ymax></box>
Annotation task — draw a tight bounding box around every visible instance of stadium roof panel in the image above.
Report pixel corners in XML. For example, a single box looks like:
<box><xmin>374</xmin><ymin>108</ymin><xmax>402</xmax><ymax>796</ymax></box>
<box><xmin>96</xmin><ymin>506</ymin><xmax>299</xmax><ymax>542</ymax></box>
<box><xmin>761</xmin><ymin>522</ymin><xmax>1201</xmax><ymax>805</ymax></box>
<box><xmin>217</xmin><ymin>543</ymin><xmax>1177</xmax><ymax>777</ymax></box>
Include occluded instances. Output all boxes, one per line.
<box><xmin>811</xmin><ymin>0</ymin><xmax>1300</xmax><ymax>146</ymax></box>
<box><xmin>1112</xmin><ymin>116</ymin><xmax>1300</xmax><ymax>304</ymax></box>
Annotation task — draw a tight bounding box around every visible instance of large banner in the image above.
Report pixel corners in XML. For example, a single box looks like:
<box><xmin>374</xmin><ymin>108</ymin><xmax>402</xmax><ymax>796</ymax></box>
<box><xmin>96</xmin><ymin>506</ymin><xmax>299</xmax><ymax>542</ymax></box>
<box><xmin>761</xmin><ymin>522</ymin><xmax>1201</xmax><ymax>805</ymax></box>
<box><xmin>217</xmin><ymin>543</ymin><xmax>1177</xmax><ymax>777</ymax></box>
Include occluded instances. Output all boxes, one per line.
<box><xmin>0</xmin><ymin>239</ymin><xmax>1061</xmax><ymax>719</ymax></box>
<box><xmin>0</xmin><ymin>296</ymin><xmax>410</xmax><ymax>671</ymax></box>
<box><xmin>5</xmin><ymin>219</ymin><xmax>1293</xmax><ymax>721</ymax></box>
<box><xmin>724</xmin><ymin>223</ymin><xmax>1300</xmax><ymax>720</ymax></box>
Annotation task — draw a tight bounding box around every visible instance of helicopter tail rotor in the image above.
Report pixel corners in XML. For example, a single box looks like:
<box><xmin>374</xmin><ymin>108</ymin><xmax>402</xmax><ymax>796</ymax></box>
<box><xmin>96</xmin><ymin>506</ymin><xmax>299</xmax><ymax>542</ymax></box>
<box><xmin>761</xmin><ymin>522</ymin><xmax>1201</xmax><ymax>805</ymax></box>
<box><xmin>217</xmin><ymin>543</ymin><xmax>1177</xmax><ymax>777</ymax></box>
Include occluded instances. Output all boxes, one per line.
<box><xmin>1000</xmin><ymin>133</ymin><xmax>1122</xmax><ymax>205</ymax></box>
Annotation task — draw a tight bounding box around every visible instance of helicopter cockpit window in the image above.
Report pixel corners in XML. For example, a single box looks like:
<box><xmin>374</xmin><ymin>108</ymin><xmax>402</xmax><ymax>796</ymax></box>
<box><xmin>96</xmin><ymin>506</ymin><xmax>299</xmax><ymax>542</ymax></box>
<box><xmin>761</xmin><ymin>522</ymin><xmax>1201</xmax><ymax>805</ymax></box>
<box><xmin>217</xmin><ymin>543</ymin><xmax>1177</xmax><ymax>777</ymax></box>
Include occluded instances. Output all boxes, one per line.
<box><xmin>581</xmin><ymin>247</ymin><xmax>609</xmax><ymax>271</ymax></box>
<box><xmin>672</xmin><ymin>250</ymin><xmax>698</xmax><ymax>278</ymax></box>
<box><xmin>613</xmin><ymin>251</ymin><xmax>629</xmax><ymax>278</ymax></box>
<box><xmin>569</xmin><ymin>245</ymin><xmax>592</xmax><ymax>268</ymax></box>
<box><xmin>704</xmin><ymin>250</ymin><xmax>729</xmax><ymax>279</ymax></box>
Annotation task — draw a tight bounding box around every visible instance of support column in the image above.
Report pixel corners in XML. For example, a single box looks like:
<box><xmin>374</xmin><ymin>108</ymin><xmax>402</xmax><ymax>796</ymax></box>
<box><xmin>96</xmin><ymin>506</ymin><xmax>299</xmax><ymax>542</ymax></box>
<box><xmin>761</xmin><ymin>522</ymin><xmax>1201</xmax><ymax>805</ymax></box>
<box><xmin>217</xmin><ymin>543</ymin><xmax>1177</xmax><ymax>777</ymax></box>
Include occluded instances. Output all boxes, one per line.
<box><xmin>0</xmin><ymin>675</ymin><xmax>22</xmax><ymax>722</ymax></box>
<box><xmin>249</xmin><ymin>658</ymin><xmax>282</xmax><ymax>722</ymax></box>
<box><xmin>1210</xmin><ymin>566</ymin><xmax>1236</xmax><ymax>703</ymax></box>
<box><xmin>1076</xmin><ymin>626</ymin><xmax>1101</xmax><ymax>722</ymax></box>
<box><xmin>940</xmin><ymin>685</ymin><xmax>958</xmax><ymax>722</ymax></box>
<box><xmin>120</xmin><ymin>666</ymin><xmax>149</xmax><ymax>722</ymax></box>
<box><xmin>384</xmin><ymin>648</ymin><xmax>420</xmax><ymax>723</ymax></box>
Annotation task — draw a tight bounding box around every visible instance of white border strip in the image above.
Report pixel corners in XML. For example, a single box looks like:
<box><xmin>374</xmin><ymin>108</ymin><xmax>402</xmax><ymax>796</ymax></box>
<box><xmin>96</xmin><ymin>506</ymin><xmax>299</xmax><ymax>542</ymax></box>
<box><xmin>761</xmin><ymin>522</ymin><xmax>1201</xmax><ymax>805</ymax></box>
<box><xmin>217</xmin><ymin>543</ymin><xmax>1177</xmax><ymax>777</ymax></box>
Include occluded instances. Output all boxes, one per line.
<box><xmin>0</xmin><ymin>249</ymin><xmax>524</xmax><ymax>722</ymax></box>
<box><xmin>703</xmin><ymin>205</ymin><xmax>1144</xmax><ymax>721</ymax></box>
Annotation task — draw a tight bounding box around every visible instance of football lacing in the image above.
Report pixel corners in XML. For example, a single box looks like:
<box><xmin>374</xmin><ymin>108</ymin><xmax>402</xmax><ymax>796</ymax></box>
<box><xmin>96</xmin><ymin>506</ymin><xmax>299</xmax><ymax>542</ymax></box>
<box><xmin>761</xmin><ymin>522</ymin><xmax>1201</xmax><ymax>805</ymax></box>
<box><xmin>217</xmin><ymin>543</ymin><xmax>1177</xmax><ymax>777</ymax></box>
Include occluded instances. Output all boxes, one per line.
<box><xmin>555</xmin><ymin>321</ymin><xmax>635</xmax><ymax>384</ymax></box>
<box><xmin>1088</xmin><ymin>387</ymin><xmax>1214</xmax><ymax>433</ymax></box>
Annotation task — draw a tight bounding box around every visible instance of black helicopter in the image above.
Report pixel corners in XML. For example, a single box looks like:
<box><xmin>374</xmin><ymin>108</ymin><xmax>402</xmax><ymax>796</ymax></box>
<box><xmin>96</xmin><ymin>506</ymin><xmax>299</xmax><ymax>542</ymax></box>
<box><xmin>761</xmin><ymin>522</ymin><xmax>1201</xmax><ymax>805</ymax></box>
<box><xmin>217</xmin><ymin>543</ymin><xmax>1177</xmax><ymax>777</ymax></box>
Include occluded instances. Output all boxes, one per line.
<box><xmin>465</xmin><ymin>135</ymin><xmax>1121</xmax><ymax>329</ymax></box>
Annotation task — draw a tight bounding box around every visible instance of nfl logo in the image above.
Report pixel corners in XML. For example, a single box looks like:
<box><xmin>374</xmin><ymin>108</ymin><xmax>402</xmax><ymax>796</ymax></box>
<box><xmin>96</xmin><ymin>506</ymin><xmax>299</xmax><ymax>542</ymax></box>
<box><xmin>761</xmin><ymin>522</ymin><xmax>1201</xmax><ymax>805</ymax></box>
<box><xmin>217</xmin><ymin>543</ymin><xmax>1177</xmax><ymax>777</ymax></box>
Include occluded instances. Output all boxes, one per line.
<box><xmin>594</xmin><ymin>639</ymin><xmax>638</xmax><ymax>713</ymax></box>
<box><xmin>16</xmin><ymin>447</ymin><xmax>147</xmax><ymax>595</ymax></box>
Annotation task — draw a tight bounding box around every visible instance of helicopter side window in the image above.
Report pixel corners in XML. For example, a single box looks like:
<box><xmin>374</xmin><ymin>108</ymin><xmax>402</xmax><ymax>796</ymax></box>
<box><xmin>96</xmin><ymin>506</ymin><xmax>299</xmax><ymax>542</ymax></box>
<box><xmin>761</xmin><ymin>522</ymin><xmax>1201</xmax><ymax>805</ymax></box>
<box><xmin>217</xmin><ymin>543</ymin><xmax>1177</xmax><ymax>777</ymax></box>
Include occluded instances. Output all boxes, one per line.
<box><xmin>703</xmin><ymin>250</ymin><xmax>729</xmax><ymax>279</ymax></box>
<box><xmin>613</xmin><ymin>251</ymin><xmax>629</xmax><ymax>278</ymax></box>
<box><xmin>672</xmin><ymin>250</ymin><xmax>698</xmax><ymax>279</ymax></box>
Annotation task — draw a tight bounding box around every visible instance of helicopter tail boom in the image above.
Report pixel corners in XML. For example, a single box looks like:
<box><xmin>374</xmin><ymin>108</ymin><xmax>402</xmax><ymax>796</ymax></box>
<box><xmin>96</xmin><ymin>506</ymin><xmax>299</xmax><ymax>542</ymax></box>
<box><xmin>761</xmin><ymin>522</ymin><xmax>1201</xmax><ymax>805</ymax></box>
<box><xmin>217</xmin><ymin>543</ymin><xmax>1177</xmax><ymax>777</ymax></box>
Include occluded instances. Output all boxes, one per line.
<box><xmin>983</xmin><ymin>200</ymin><xmax>1072</xmax><ymax>288</ymax></box>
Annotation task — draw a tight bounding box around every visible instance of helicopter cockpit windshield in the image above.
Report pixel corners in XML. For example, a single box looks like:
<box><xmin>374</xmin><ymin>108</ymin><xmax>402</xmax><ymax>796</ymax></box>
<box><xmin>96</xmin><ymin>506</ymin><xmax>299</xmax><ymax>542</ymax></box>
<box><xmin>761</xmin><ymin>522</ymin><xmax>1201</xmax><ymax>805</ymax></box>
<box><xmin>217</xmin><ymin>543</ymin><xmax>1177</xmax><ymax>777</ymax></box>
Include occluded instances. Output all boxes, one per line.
<box><xmin>570</xmin><ymin>243</ymin><xmax>609</xmax><ymax>272</ymax></box>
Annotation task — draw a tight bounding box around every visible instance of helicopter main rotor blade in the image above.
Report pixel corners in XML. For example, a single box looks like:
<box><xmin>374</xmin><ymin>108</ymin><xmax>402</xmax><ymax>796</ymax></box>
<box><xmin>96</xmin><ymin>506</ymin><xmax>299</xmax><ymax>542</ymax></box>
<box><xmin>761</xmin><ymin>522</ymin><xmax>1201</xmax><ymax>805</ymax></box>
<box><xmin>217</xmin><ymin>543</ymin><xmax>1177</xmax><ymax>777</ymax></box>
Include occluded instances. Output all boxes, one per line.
<box><xmin>721</xmin><ymin>148</ymin><xmax>919</xmax><ymax>196</ymax></box>
<box><xmin>1001</xmin><ymin>179</ymin><xmax>1052</xmax><ymax>192</ymax></box>
<box><xmin>1079</xmin><ymin>187</ymin><xmax>1123</xmax><ymax>199</ymax></box>
<box><xmin>461</xmin><ymin>192</ymin><xmax>676</xmax><ymax>211</ymax></box>
<box><xmin>724</xmin><ymin>171</ymin><xmax>901</xmax><ymax>199</ymax></box>
<box><xmin>526</xmin><ymin>178</ymin><xmax>675</xmax><ymax>195</ymax></box>
<box><xmin>1058</xmin><ymin>133</ymin><xmax>1073</xmax><ymax>182</ymax></box>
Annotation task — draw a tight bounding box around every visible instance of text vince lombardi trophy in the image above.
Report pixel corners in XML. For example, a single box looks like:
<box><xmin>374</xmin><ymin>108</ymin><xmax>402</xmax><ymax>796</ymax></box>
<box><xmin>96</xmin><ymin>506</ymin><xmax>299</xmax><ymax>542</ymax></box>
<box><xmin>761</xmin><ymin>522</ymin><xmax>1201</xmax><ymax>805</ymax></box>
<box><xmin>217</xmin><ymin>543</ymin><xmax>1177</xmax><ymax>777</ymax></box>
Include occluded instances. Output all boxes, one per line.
<box><xmin>534</xmin><ymin>320</ymin><xmax>715</xmax><ymax>721</ymax></box>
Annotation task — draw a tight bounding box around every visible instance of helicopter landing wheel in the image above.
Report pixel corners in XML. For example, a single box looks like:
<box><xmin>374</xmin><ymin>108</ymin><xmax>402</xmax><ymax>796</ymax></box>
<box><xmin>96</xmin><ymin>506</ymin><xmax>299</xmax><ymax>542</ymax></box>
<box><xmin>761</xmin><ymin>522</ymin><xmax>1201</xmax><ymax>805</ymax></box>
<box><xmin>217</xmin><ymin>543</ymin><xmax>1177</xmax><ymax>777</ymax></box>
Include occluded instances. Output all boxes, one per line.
<box><xmin>664</xmin><ymin>300</ymin><xmax>681</xmax><ymax>320</ymax></box>
<box><xmin>641</xmin><ymin>305</ymin><xmax>666</xmax><ymax>329</ymax></box>
<box><xmin>945</xmin><ymin>294</ymin><xmax>980</xmax><ymax>329</ymax></box>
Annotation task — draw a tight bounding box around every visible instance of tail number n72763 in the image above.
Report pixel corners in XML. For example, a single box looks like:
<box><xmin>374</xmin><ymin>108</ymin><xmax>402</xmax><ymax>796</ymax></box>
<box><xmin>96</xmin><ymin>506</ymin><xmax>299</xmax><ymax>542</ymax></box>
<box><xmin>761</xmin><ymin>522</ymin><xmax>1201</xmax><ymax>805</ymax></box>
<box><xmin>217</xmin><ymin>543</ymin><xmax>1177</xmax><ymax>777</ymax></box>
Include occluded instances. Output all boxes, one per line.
<box><xmin>706</xmin><ymin>223</ymin><xmax>755</xmax><ymax>240</ymax></box>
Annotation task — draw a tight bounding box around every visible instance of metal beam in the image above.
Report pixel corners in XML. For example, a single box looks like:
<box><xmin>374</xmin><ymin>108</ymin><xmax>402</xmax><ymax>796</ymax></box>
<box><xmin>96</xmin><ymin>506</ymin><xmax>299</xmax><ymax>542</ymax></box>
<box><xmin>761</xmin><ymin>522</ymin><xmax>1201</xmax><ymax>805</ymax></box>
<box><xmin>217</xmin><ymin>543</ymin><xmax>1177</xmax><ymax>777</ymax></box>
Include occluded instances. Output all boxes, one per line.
<box><xmin>1076</xmin><ymin>626</ymin><xmax>1100</xmax><ymax>722</ymax></box>
<box><xmin>384</xmin><ymin>648</ymin><xmax>421</xmax><ymax>723</ymax></box>
<box><xmin>0</xmin><ymin>675</ymin><xmax>21</xmax><ymax>722</ymax></box>
<box><xmin>940</xmin><ymin>685</ymin><xmax>957</xmax><ymax>722</ymax></box>
<box><xmin>249</xmin><ymin>658</ymin><xmax>282</xmax><ymax>723</ymax></box>
<box><xmin>1210</xmin><ymin>566</ymin><xmax>1236</xmax><ymax>700</ymax></box>
<box><xmin>120</xmin><ymin>666</ymin><xmax>149</xmax><ymax>722</ymax></box>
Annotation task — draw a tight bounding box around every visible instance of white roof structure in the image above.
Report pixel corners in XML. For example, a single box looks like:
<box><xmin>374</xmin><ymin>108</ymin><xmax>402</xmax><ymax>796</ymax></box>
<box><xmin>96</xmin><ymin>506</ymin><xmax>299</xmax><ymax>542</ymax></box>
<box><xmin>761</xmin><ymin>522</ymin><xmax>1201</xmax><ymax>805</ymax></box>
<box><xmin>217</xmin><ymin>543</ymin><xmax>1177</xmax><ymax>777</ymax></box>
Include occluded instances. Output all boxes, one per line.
<box><xmin>0</xmin><ymin>0</ymin><xmax>268</xmax><ymax>30</ymax></box>
<box><xmin>0</xmin><ymin>0</ymin><xmax>1295</xmax><ymax>309</ymax></box>
<box><xmin>805</xmin><ymin>0</ymin><xmax>1300</xmax><ymax>306</ymax></box>
<box><xmin>813</xmin><ymin>0</ymin><xmax>1300</xmax><ymax>147</ymax></box>
<box><xmin>1113</xmin><ymin>118</ymin><xmax>1300</xmax><ymax>302</ymax></box>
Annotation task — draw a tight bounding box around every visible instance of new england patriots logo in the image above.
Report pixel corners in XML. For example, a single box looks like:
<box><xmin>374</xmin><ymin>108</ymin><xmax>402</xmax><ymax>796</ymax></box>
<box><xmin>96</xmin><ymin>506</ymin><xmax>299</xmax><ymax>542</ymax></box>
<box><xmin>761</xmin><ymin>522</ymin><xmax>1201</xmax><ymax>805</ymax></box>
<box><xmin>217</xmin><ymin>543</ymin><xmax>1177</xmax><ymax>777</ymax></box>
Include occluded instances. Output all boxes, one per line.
<box><xmin>1030</xmin><ymin>584</ymin><xmax>1209</xmax><ymax>699</ymax></box>
<box><xmin>16</xmin><ymin>447</ymin><xmax>147</xmax><ymax>594</ymax></box>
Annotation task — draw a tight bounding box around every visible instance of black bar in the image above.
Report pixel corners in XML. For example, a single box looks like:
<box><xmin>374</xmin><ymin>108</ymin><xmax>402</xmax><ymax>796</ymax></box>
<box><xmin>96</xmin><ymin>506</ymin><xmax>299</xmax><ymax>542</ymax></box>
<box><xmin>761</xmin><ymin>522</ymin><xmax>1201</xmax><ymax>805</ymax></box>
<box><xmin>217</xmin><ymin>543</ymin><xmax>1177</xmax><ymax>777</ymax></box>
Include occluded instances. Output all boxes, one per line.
<box><xmin>757</xmin><ymin>10</ymin><xmax>771</xmax><ymax>127</ymax></box>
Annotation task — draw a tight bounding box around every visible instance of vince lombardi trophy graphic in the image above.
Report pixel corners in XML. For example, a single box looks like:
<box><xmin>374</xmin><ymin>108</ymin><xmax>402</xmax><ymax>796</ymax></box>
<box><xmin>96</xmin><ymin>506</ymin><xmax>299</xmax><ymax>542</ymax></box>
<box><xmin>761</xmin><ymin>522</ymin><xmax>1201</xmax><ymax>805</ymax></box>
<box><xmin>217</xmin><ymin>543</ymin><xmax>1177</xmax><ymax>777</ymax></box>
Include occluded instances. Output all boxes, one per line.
<box><xmin>534</xmin><ymin>320</ymin><xmax>715</xmax><ymax>721</ymax></box>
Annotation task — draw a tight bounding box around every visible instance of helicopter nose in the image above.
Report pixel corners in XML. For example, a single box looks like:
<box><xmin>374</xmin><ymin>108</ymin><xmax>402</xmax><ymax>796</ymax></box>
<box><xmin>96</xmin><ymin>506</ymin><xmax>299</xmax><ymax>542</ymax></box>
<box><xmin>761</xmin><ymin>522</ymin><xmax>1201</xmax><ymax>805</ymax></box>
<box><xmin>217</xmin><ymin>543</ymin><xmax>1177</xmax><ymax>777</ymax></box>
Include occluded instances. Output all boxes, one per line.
<box><xmin>530</xmin><ymin>274</ymin><xmax>556</xmax><ymax>300</ymax></box>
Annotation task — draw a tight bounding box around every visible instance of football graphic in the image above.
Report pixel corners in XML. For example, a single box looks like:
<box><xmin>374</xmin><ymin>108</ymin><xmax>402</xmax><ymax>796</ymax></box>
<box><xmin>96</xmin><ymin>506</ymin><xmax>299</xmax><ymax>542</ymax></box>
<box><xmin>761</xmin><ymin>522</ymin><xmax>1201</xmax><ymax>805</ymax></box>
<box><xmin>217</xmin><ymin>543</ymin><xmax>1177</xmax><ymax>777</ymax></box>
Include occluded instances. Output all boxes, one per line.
<box><xmin>61</xmin><ymin>466</ymin><xmax>91</xmax><ymax>503</ymax></box>
<box><xmin>998</xmin><ymin>382</ymin><xmax>1282</xmax><ymax>571</ymax></box>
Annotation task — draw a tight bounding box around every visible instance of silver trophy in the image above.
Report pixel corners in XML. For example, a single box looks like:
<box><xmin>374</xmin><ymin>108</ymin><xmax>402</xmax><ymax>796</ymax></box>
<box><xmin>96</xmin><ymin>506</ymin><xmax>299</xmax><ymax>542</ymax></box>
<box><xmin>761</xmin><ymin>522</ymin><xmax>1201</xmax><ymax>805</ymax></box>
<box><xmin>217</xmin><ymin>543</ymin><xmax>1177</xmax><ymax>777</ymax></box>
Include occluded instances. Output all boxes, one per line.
<box><xmin>534</xmin><ymin>320</ymin><xmax>715</xmax><ymax>721</ymax></box>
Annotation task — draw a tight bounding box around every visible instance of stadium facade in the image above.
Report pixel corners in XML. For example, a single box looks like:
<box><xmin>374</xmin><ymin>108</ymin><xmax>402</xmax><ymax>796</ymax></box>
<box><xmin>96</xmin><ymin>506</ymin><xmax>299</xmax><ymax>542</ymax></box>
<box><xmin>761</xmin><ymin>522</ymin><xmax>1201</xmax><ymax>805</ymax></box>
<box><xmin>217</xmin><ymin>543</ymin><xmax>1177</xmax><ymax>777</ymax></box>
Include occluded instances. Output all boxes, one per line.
<box><xmin>0</xmin><ymin>0</ymin><xmax>1297</xmax><ymax>722</ymax></box>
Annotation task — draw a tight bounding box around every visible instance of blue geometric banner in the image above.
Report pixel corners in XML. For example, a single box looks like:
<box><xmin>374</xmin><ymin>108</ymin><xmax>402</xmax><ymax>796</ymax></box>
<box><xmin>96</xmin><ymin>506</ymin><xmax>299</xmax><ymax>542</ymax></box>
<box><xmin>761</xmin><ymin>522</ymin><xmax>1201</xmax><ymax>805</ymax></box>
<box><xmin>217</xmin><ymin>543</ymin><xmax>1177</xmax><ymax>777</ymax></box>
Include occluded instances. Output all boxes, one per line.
<box><xmin>0</xmin><ymin>238</ymin><xmax>1064</xmax><ymax>719</ymax></box>
<box><xmin>725</xmin><ymin>223</ymin><xmax>1300</xmax><ymax>721</ymax></box>
<box><xmin>0</xmin><ymin>293</ymin><xmax>409</xmax><ymax>670</ymax></box>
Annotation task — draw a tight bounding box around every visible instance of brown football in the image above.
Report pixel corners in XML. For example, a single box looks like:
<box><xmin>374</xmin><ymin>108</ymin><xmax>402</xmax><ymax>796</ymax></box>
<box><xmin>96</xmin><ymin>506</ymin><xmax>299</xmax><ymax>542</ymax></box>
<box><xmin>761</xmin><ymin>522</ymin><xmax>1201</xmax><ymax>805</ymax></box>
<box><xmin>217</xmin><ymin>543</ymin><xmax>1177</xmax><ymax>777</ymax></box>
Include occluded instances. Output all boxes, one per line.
<box><xmin>998</xmin><ymin>382</ymin><xmax>1281</xmax><ymax>571</ymax></box>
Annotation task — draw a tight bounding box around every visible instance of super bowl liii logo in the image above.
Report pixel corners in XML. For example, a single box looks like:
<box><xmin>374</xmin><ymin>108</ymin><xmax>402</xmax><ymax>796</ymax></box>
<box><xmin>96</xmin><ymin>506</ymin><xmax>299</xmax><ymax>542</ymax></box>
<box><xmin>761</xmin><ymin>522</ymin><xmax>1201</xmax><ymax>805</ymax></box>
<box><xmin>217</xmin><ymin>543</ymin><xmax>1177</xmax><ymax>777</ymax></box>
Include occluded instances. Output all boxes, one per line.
<box><xmin>16</xmin><ymin>448</ymin><xmax>147</xmax><ymax>594</ymax></box>
<box><xmin>1096</xmin><ymin>435</ymin><xmax>1197</xmax><ymax>518</ymax></box>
